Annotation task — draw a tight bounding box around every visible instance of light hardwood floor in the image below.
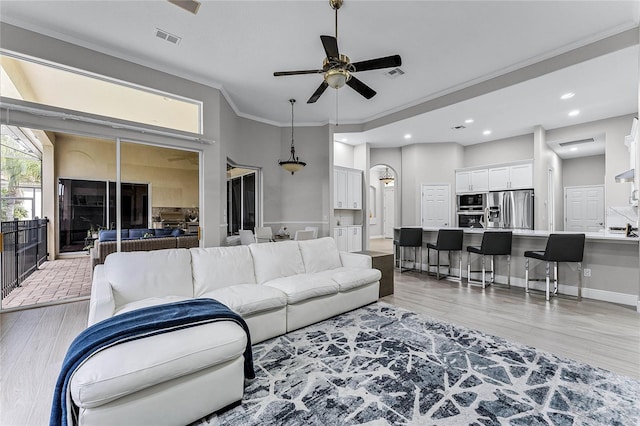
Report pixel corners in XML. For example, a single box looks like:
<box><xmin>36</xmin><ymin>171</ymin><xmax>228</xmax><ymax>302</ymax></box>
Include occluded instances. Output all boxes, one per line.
<box><xmin>2</xmin><ymin>270</ymin><xmax>639</xmax><ymax>425</ymax></box>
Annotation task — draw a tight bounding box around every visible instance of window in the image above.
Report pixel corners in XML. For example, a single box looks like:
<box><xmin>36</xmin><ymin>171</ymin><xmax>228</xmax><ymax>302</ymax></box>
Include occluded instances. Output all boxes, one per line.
<box><xmin>1</xmin><ymin>53</ymin><xmax>202</xmax><ymax>134</ymax></box>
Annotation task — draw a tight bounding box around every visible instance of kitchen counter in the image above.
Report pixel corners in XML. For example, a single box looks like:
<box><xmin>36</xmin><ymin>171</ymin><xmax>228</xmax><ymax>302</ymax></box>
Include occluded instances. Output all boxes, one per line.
<box><xmin>393</xmin><ymin>226</ymin><xmax>639</xmax><ymax>308</ymax></box>
<box><xmin>396</xmin><ymin>226</ymin><xmax>639</xmax><ymax>243</ymax></box>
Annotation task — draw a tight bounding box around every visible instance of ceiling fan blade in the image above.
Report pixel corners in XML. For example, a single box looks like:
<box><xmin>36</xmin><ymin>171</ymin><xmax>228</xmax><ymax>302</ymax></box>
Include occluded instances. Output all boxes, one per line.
<box><xmin>320</xmin><ymin>35</ymin><xmax>339</xmax><ymax>59</ymax></box>
<box><xmin>307</xmin><ymin>81</ymin><xmax>329</xmax><ymax>103</ymax></box>
<box><xmin>346</xmin><ymin>76</ymin><xmax>376</xmax><ymax>99</ymax></box>
<box><xmin>351</xmin><ymin>55</ymin><xmax>402</xmax><ymax>72</ymax></box>
<box><xmin>274</xmin><ymin>69</ymin><xmax>323</xmax><ymax>77</ymax></box>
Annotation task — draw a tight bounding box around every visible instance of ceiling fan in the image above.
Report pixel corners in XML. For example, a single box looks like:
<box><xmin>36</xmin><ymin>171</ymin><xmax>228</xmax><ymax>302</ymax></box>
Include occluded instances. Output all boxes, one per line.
<box><xmin>273</xmin><ymin>0</ymin><xmax>402</xmax><ymax>104</ymax></box>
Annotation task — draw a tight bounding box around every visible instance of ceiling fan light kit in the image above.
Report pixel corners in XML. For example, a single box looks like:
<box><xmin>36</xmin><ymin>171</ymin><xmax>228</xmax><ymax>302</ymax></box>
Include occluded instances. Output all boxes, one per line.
<box><xmin>273</xmin><ymin>0</ymin><xmax>401</xmax><ymax>104</ymax></box>
<box><xmin>279</xmin><ymin>99</ymin><xmax>306</xmax><ymax>175</ymax></box>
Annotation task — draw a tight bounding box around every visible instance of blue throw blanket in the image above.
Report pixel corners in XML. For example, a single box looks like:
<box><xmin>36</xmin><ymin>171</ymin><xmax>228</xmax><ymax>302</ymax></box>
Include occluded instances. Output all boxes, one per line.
<box><xmin>50</xmin><ymin>298</ymin><xmax>254</xmax><ymax>426</ymax></box>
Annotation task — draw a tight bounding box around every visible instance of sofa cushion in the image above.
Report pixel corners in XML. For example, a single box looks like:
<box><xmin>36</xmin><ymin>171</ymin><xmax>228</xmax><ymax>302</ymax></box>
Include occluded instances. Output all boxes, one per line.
<box><xmin>264</xmin><ymin>274</ymin><xmax>339</xmax><ymax>304</ymax></box>
<box><xmin>190</xmin><ymin>246</ymin><xmax>256</xmax><ymax>295</ymax></box>
<box><xmin>104</xmin><ymin>249</ymin><xmax>194</xmax><ymax>309</ymax></box>
<box><xmin>154</xmin><ymin>228</ymin><xmax>172</xmax><ymax>237</ymax></box>
<box><xmin>249</xmin><ymin>241</ymin><xmax>305</xmax><ymax>284</ymax></box>
<box><xmin>316</xmin><ymin>267</ymin><xmax>382</xmax><ymax>291</ymax></box>
<box><xmin>70</xmin><ymin>320</ymin><xmax>247</xmax><ymax>408</ymax></box>
<box><xmin>200</xmin><ymin>285</ymin><xmax>287</xmax><ymax>316</ymax></box>
<box><xmin>99</xmin><ymin>229</ymin><xmax>129</xmax><ymax>242</ymax></box>
<box><xmin>298</xmin><ymin>237</ymin><xmax>342</xmax><ymax>273</ymax></box>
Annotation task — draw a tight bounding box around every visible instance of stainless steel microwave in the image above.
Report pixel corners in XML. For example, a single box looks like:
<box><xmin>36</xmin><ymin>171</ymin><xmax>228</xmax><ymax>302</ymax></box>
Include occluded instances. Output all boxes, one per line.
<box><xmin>457</xmin><ymin>193</ymin><xmax>486</xmax><ymax>210</ymax></box>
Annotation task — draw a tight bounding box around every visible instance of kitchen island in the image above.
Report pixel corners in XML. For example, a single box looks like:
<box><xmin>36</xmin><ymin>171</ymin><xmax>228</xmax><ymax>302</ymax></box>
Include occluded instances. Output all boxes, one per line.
<box><xmin>393</xmin><ymin>227</ymin><xmax>639</xmax><ymax>309</ymax></box>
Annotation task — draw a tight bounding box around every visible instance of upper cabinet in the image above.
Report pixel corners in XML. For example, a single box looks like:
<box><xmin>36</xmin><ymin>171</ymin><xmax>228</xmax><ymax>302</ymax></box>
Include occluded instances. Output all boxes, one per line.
<box><xmin>455</xmin><ymin>169</ymin><xmax>488</xmax><ymax>193</ymax></box>
<box><xmin>488</xmin><ymin>162</ymin><xmax>533</xmax><ymax>190</ymax></box>
<box><xmin>334</xmin><ymin>167</ymin><xmax>362</xmax><ymax>210</ymax></box>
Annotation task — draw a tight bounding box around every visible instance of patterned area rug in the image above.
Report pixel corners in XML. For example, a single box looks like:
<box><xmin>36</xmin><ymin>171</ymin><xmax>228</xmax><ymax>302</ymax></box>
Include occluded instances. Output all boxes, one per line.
<box><xmin>199</xmin><ymin>303</ymin><xmax>640</xmax><ymax>425</ymax></box>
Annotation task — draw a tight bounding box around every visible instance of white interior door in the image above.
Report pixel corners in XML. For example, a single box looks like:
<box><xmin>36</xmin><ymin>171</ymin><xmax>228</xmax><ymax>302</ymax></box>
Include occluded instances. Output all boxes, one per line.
<box><xmin>421</xmin><ymin>184</ymin><xmax>450</xmax><ymax>227</ymax></box>
<box><xmin>565</xmin><ymin>185</ymin><xmax>605</xmax><ymax>232</ymax></box>
<box><xmin>383</xmin><ymin>187</ymin><xmax>395</xmax><ymax>238</ymax></box>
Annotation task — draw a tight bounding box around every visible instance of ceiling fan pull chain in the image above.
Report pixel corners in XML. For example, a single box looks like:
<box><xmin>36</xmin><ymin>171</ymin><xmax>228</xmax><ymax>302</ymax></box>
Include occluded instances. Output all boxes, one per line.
<box><xmin>336</xmin><ymin>89</ymin><xmax>339</xmax><ymax>126</ymax></box>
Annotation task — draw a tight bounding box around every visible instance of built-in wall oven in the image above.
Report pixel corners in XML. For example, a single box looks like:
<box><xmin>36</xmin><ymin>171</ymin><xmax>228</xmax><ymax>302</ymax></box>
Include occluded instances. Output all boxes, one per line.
<box><xmin>457</xmin><ymin>193</ymin><xmax>487</xmax><ymax>228</ymax></box>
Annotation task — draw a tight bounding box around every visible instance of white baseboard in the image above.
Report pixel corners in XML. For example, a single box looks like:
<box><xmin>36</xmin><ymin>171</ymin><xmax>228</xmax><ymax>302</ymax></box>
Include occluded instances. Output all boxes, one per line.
<box><xmin>405</xmin><ymin>262</ymin><xmax>640</xmax><ymax>308</ymax></box>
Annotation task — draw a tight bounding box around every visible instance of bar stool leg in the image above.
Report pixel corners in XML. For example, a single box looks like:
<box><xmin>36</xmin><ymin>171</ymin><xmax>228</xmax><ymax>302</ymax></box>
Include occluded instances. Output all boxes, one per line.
<box><xmin>481</xmin><ymin>255</ymin><xmax>486</xmax><ymax>288</ymax></box>
<box><xmin>437</xmin><ymin>251</ymin><xmax>441</xmax><ymax>280</ymax></box>
<box><xmin>553</xmin><ymin>262</ymin><xmax>559</xmax><ymax>295</ymax></box>
<box><xmin>413</xmin><ymin>247</ymin><xmax>418</xmax><ymax>272</ymax></box>
<box><xmin>490</xmin><ymin>256</ymin><xmax>495</xmax><ymax>284</ymax></box>
<box><xmin>448</xmin><ymin>251</ymin><xmax>452</xmax><ymax>277</ymax></box>
<box><xmin>458</xmin><ymin>251</ymin><xmax>462</xmax><ymax>282</ymax></box>
<box><xmin>467</xmin><ymin>251</ymin><xmax>471</xmax><ymax>285</ymax></box>
<box><xmin>507</xmin><ymin>255</ymin><xmax>511</xmax><ymax>288</ymax></box>
<box><xmin>577</xmin><ymin>262</ymin><xmax>582</xmax><ymax>301</ymax></box>
<box><xmin>545</xmin><ymin>261</ymin><xmax>550</xmax><ymax>301</ymax></box>
<box><xmin>427</xmin><ymin>248</ymin><xmax>431</xmax><ymax>275</ymax></box>
<box><xmin>525</xmin><ymin>258</ymin><xmax>530</xmax><ymax>293</ymax></box>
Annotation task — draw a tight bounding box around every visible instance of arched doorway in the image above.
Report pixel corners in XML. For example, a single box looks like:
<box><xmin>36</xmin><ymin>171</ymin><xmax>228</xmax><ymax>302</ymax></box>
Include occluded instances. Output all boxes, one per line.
<box><xmin>368</xmin><ymin>165</ymin><xmax>397</xmax><ymax>253</ymax></box>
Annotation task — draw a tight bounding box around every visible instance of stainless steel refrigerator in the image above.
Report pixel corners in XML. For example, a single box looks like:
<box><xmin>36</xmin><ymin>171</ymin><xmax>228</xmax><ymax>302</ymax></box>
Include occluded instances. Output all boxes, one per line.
<box><xmin>486</xmin><ymin>190</ymin><xmax>534</xmax><ymax>229</ymax></box>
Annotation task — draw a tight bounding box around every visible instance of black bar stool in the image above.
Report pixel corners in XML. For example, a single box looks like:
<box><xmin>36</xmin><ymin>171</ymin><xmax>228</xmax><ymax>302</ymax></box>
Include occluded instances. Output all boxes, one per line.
<box><xmin>394</xmin><ymin>227</ymin><xmax>423</xmax><ymax>273</ymax></box>
<box><xmin>426</xmin><ymin>229</ymin><xmax>463</xmax><ymax>280</ymax></box>
<box><xmin>524</xmin><ymin>233</ymin><xmax>585</xmax><ymax>301</ymax></box>
<box><xmin>466</xmin><ymin>231</ymin><xmax>512</xmax><ymax>288</ymax></box>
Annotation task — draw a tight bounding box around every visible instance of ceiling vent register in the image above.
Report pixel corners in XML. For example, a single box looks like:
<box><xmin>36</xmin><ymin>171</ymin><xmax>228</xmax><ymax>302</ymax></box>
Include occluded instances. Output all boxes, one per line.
<box><xmin>558</xmin><ymin>138</ymin><xmax>595</xmax><ymax>147</ymax></box>
<box><xmin>155</xmin><ymin>28</ymin><xmax>181</xmax><ymax>45</ymax></box>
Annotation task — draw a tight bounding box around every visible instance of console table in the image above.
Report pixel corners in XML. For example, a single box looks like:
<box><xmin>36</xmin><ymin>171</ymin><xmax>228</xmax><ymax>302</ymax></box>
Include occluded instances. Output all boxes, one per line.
<box><xmin>356</xmin><ymin>250</ymin><xmax>394</xmax><ymax>298</ymax></box>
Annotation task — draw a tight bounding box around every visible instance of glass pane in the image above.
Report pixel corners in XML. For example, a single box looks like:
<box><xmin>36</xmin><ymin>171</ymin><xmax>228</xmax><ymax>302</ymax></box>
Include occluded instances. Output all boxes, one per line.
<box><xmin>231</xmin><ymin>178</ymin><xmax>242</xmax><ymax>235</ymax></box>
<box><xmin>243</xmin><ymin>173</ymin><xmax>256</xmax><ymax>231</ymax></box>
<box><xmin>58</xmin><ymin>178</ymin><xmax>106</xmax><ymax>252</ymax></box>
<box><xmin>120</xmin><ymin>142</ymin><xmax>199</xmax><ymax>236</ymax></box>
<box><xmin>1</xmin><ymin>54</ymin><xmax>201</xmax><ymax>134</ymax></box>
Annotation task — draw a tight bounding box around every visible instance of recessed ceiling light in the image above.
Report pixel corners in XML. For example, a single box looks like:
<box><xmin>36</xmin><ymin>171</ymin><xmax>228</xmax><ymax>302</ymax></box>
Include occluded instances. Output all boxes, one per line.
<box><xmin>465</xmin><ymin>118</ymin><xmax>474</xmax><ymax>124</ymax></box>
<box><xmin>568</xmin><ymin>110</ymin><xmax>580</xmax><ymax>117</ymax></box>
<box><xmin>561</xmin><ymin>92</ymin><xmax>575</xmax><ymax>100</ymax></box>
<box><xmin>404</xmin><ymin>134</ymin><xmax>412</xmax><ymax>139</ymax></box>
<box><xmin>570</xmin><ymin>147</ymin><xmax>578</xmax><ymax>152</ymax></box>
<box><xmin>483</xmin><ymin>130</ymin><xmax>492</xmax><ymax>136</ymax></box>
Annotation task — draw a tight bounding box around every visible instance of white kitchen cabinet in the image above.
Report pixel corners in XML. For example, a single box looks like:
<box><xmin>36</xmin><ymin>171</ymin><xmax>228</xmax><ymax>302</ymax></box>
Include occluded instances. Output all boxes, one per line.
<box><xmin>333</xmin><ymin>225</ymin><xmax>362</xmax><ymax>252</ymax></box>
<box><xmin>347</xmin><ymin>171</ymin><xmax>362</xmax><ymax>209</ymax></box>
<box><xmin>348</xmin><ymin>225</ymin><xmax>362</xmax><ymax>252</ymax></box>
<box><xmin>333</xmin><ymin>168</ymin><xmax>348</xmax><ymax>209</ymax></box>
<box><xmin>333</xmin><ymin>227</ymin><xmax>349</xmax><ymax>252</ymax></box>
<box><xmin>455</xmin><ymin>169</ymin><xmax>488</xmax><ymax>193</ymax></box>
<box><xmin>489</xmin><ymin>163</ymin><xmax>533</xmax><ymax>190</ymax></box>
<box><xmin>334</xmin><ymin>167</ymin><xmax>362</xmax><ymax>210</ymax></box>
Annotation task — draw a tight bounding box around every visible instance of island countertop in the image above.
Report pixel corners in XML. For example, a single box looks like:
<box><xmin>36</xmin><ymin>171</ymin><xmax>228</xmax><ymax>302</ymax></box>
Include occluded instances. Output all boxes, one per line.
<box><xmin>394</xmin><ymin>226</ymin><xmax>639</xmax><ymax>244</ymax></box>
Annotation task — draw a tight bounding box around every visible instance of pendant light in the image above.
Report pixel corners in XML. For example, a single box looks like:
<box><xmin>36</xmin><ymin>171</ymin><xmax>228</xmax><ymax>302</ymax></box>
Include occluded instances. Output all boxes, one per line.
<box><xmin>379</xmin><ymin>167</ymin><xmax>394</xmax><ymax>185</ymax></box>
<box><xmin>278</xmin><ymin>99</ymin><xmax>306</xmax><ymax>175</ymax></box>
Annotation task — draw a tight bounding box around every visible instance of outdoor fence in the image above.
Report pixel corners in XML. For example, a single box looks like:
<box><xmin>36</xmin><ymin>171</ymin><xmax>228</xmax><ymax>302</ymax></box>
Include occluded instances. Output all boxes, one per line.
<box><xmin>1</xmin><ymin>218</ymin><xmax>49</xmax><ymax>299</ymax></box>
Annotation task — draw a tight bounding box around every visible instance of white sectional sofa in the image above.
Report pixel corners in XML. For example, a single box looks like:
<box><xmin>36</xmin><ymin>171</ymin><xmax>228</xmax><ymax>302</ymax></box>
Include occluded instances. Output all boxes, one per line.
<box><xmin>77</xmin><ymin>237</ymin><xmax>380</xmax><ymax>425</ymax></box>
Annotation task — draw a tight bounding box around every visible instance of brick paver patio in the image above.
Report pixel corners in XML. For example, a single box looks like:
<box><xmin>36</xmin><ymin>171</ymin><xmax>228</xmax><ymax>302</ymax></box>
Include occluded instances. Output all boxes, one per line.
<box><xmin>2</xmin><ymin>255</ymin><xmax>92</xmax><ymax>309</ymax></box>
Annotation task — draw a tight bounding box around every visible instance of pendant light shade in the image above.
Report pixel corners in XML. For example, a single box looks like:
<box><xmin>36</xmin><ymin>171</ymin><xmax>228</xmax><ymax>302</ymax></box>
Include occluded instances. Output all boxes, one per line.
<box><xmin>379</xmin><ymin>167</ymin><xmax>394</xmax><ymax>185</ymax></box>
<box><xmin>279</xmin><ymin>99</ymin><xmax>306</xmax><ymax>175</ymax></box>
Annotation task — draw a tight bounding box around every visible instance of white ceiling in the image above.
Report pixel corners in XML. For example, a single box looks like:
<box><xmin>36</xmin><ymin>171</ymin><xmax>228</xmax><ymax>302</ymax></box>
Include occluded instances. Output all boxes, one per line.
<box><xmin>1</xmin><ymin>1</ymin><xmax>638</xmax><ymax>152</ymax></box>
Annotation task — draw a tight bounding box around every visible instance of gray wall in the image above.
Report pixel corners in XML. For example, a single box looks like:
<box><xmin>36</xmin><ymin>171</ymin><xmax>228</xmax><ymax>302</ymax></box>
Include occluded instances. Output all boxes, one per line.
<box><xmin>370</xmin><ymin>148</ymin><xmax>402</xmax><ymax>230</ymax></box>
<box><xmin>401</xmin><ymin>143</ymin><xmax>464</xmax><ymax>225</ymax></box>
<box><xmin>562</xmin><ymin>155</ymin><xmax>605</xmax><ymax>188</ymax></box>
<box><xmin>463</xmin><ymin>134</ymin><xmax>534</xmax><ymax>167</ymax></box>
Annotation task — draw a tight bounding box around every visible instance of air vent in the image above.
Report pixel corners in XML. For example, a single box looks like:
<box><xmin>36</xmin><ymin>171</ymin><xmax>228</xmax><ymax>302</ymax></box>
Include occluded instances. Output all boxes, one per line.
<box><xmin>558</xmin><ymin>138</ymin><xmax>594</xmax><ymax>147</ymax></box>
<box><xmin>155</xmin><ymin>28</ymin><xmax>182</xmax><ymax>45</ymax></box>
<box><xmin>451</xmin><ymin>125</ymin><xmax>466</xmax><ymax>130</ymax></box>
<box><xmin>385</xmin><ymin>68</ymin><xmax>405</xmax><ymax>78</ymax></box>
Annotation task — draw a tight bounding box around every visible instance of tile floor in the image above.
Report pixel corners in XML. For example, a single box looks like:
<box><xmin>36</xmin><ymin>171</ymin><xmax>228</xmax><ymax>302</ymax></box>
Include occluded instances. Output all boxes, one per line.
<box><xmin>1</xmin><ymin>255</ymin><xmax>92</xmax><ymax>309</ymax></box>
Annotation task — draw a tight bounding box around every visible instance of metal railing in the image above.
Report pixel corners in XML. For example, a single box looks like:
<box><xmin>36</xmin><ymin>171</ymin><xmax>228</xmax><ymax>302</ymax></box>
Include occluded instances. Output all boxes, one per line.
<box><xmin>1</xmin><ymin>218</ymin><xmax>49</xmax><ymax>299</ymax></box>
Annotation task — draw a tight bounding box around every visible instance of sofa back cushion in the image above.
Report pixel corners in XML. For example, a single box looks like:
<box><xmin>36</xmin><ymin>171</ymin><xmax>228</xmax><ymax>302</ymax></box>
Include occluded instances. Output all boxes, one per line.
<box><xmin>99</xmin><ymin>229</ymin><xmax>129</xmax><ymax>242</ymax></box>
<box><xmin>190</xmin><ymin>246</ymin><xmax>256</xmax><ymax>295</ymax></box>
<box><xmin>129</xmin><ymin>228</ymin><xmax>154</xmax><ymax>239</ymax></box>
<box><xmin>298</xmin><ymin>237</ymin><xmax>343</xmax><ymax>273</ymax></box>
<box><xmin>104</xmin><ymin>249</ymin><xmax>194</xmax><ymax>309</ymax></box>
<box><xmin>154</xmin><ymin>228</ymin><xmax>173</xmax><ymax>237</ymax></box>
<box><xmin>249</xmin><ymin>241</ymin><xmax>305</xmax><ymax>284</ymax></box>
